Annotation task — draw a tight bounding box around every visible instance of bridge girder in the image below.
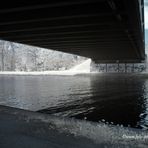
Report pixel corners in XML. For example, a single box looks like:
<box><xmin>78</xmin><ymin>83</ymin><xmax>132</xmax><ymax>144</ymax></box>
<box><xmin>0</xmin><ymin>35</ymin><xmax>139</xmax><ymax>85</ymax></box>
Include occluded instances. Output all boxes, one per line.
<box><xmin>0</xmin><ymin>0</ymin><xmax>145</xmax><ymax>62</ymax></box>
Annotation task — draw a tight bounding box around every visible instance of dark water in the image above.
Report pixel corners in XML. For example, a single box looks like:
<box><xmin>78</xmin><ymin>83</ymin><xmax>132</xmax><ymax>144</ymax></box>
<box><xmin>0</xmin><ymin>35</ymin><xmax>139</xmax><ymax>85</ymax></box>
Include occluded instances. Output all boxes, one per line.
<box><xmin>0</xmin><ymin>74</ymin><xmax>148</xmax><ymax>129</ymax></box>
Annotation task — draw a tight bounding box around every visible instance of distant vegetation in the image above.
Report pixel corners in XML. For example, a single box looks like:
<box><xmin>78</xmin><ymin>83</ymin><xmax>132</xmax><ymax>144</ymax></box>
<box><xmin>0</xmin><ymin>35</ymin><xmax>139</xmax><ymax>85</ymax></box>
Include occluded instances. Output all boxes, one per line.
<box><xmin>0</xmin><ymin>40</ymin><xmax>86</xmax><ymax>71</ymax></box>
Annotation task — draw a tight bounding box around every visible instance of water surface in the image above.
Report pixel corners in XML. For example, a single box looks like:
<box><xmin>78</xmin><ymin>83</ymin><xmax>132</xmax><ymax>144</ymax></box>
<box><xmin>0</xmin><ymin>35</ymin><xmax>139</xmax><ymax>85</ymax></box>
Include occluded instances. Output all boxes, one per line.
<box><xmin>0</xmin><ymin>74</ymin><xmax>148</xmax><ymax>129</ymax></box>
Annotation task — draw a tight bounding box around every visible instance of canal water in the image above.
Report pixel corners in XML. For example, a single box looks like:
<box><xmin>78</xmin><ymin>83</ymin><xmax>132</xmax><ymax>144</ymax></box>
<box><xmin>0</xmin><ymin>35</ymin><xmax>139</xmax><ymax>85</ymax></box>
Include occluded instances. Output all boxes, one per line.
<box><xmin>0</xmin><ymin>74</ymin><xmax>148</xmax><ymax>130</ymax></box>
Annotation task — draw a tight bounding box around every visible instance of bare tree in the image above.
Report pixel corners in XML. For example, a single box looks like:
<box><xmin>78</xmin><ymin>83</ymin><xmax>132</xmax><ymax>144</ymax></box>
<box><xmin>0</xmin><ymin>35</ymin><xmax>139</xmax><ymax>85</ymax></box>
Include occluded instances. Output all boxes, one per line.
<box><xmin>27</xmin><ymin>48</ymin><xmax>39</xmax><ymax>71</ymax></box>
<box><xmin>0</xmin><ymin>40</ymin><xmax>87</xmax><ymax>72</ymax></box>
<box><xmin>10</xmin><ymin>42</ymin><xmax>16</xmax><ymax>71</ymax></box>
<box><xmin>0</xmin><ymin>41</ymin><xmax>5</xmax><ymax>71</ymax></box>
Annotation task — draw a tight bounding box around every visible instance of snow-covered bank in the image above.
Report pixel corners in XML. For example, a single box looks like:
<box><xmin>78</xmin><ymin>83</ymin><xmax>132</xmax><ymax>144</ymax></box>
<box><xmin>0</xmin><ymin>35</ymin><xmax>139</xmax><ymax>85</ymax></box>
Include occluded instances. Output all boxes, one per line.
<box><xmin>0</xmin><ymin>71</ymin><xmax>91</xmax><ymax>76</ymax></box>
<box><xmin>1</xmin><ymin>71</ymin><xmax>148</xmax><ymax>76</ymax></box>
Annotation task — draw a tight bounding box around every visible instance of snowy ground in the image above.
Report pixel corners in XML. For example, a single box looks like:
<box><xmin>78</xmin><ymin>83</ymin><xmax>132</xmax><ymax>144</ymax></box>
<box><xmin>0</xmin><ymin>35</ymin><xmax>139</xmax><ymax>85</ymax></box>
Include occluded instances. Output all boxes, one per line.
<box><xmin>0</xmin><ymin>71</ymin><xmax>92</xmax><ymax>76</ymax></box>
<box><xmin>0</xmin><ymin>105</ymin><xmax>148</xmax><ymax>148</ymax></box>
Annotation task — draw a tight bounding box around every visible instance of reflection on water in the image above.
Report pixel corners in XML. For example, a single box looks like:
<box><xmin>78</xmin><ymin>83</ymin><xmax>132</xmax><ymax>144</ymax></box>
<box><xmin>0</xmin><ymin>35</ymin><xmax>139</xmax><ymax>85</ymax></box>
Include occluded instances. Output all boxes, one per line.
<box><xmin>0</xmin><ymin>74</ymin><xmax>148</xmax><ymax>129</ymax></box>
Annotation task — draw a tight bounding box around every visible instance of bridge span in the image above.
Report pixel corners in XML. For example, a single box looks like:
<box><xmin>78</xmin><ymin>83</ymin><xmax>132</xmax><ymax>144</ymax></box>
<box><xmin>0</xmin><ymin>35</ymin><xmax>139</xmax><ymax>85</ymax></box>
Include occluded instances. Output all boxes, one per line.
<box><xmin>0</xmin><ymin>0</ymin><xmax>145</xmax><ymax>63</ymax></box>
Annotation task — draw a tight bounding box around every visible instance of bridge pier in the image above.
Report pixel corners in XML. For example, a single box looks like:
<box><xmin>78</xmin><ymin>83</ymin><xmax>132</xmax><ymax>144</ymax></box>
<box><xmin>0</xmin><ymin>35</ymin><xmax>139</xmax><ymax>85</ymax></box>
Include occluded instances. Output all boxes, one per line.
<box><xmin>132</xmin><ymin>64</ymin><xmax>135</xmax><ymax>73</ymax></box>
<box><xmin>125</xmin><ymin>63</ymin><xmax>127</xmax><ymax>73</ymax></box>
<box><xmin>106</xmin><ymin>64</ymin><xmax>107</xmax><ymax>73</ymax></box>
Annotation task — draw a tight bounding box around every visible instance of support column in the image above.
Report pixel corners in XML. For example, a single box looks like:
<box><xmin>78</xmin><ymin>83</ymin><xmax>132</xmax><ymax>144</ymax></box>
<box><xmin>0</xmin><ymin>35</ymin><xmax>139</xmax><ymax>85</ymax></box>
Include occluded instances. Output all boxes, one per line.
<box><xmin>90</xmin><ymin>59</ymin><xmax>97</xmax><ymax>72</ymax></box>
<box><xmin>125</xmin><ymin>63</ymin><xmax>127</xmax><ymax>73</ymax></box>
<box><xmin>116</xmin><ymin>60</ymin><xmax>119</xmax><ymax>73</ymax></box>
<box><xmin>132</xmin><ymin>63</ymin><xmax>134</xmax><ymax>73</ymax></box>
<box><xmin>118</xmin><ymin>63</ymin><xmax>119</xmax><ymax>72</ymax></box>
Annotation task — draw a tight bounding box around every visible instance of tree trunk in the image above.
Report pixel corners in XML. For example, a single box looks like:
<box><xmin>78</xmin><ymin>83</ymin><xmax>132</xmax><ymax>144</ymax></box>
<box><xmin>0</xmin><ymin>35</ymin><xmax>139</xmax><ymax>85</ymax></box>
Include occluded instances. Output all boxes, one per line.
<box><xmin>1</xmin><ymin>42</ymin><xmax>5</xmax><ymax>71</ymax></box>
<box><xmin>10</xmin><ymin>43</ymin><xmax>16</xmax><ymax>71</ymax></box>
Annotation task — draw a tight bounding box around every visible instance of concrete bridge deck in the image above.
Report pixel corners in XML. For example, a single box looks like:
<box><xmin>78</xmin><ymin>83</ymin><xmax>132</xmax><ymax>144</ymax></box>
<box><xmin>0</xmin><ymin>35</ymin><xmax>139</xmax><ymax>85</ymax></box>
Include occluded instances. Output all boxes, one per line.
<box><xmin>0</xmin><ymin>0</ymin><xmax>145</xmax><ymax>63</ymax></box>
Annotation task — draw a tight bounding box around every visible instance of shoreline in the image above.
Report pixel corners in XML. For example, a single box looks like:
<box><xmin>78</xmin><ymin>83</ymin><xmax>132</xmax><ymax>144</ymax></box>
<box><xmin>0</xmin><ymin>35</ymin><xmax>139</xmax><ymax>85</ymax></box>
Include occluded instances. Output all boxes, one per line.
<box><xmin>0</xmin><ymin>71</ymin><xmax>148</xmax><ymax>75</ymax></box>
<box><xmin>0</xmin><ymin>71</ymin><xmax>94</xmax><ymax>76</ymax></box>
<box><xmin>0</xmin><ymin>105</ymin><xmax>148</xmax><ymax>148</ymax></box>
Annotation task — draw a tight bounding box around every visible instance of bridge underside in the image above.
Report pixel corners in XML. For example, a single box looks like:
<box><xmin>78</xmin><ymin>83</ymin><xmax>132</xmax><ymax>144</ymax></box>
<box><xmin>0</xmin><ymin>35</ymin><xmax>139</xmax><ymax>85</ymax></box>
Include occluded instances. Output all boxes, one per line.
<box><xmin>0</xmin><ymin>0</ymin><xmax>145</xmax><ymax>63</ymax></box>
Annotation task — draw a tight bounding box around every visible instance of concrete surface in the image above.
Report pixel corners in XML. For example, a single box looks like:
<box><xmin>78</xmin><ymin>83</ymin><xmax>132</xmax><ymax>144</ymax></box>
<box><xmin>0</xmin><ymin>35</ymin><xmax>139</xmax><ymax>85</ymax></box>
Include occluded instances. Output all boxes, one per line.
<box><xmin>0</xmin><ymin>0</ymin><xmax>145</xmax><ymax>62</ymax></box>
